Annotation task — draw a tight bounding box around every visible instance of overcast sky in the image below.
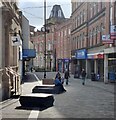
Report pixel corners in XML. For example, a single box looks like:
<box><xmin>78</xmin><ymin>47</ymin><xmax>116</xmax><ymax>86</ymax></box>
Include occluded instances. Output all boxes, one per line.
<box><xmin>19</xmin><ymin>0</ymin><xmax>71</xmax><ymax>30</ymax></box>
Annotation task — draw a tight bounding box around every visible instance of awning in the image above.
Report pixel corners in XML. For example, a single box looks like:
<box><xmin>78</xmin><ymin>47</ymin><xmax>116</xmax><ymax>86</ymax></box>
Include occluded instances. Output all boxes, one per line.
<box><xmin>87</xmin><ymin>52</ymin><xmax>104</xmax><ymax>59</ymax></box>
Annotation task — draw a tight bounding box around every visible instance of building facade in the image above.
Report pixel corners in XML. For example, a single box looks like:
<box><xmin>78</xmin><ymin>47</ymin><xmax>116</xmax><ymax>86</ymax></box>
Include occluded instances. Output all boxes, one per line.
<box><xmin>1</xmin><ymin>1</ymin><xmax>23</xmax><ymax>101</ymax></box>
<box><xmin>56</xmin><ymin>19</ymin><xmax>72</xmax><ymax>72</ymax></box>
<box><xmin>71</xmin><ymin>1</ymin><xmax>116</xmax><ymax>82</ymax></box>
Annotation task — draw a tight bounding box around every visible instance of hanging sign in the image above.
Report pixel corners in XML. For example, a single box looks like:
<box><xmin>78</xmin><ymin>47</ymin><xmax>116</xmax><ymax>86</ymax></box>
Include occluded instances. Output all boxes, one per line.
<box><xmin>11</xmin><ymin>35</ymin><xmax>22</xmax><ymax>46</ymax></box>
<box><xmin>110</xmin><ymin>25</ymin><xmax>116</xmax><ymax>40</ymax></box>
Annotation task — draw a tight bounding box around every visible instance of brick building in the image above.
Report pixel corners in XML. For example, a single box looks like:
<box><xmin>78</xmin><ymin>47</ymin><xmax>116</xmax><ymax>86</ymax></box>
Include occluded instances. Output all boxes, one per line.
<box><xmin>71</xmin><ymin>1</ymin><xmax>116</xmax><ymax>82</ymax></box>
<box><xmin>56</xmin><ymin>19</ymin><xmax>72</xmax><ymax>72</ymax></box>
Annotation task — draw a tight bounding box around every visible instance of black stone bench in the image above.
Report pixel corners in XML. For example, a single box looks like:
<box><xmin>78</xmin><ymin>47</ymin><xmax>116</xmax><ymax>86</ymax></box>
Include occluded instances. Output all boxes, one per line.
<box><xmin>32</xmin><ymin>85</ymin><xmax>66</xmax><ymax>94</ymax></box>
<box><xmin>19</xmin><ymin>93</ymin><xmax>54</xmax><ymax>107</ymax></box>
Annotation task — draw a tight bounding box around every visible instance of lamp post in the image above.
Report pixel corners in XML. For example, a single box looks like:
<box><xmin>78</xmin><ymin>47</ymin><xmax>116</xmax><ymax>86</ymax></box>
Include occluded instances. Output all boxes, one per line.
<box><xmin>44</xmin><ymin>0</ymin><xmax>46</xmax><ymax>78</ymax></box>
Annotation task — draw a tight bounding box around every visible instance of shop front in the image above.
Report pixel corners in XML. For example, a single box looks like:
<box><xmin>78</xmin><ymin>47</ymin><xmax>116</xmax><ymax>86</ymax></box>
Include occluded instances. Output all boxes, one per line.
<box><xmin>57</xmin><ymin>59</ymin><xmax>63</xmax><ymax>72</ymax></box>
<box><xmin>57</xmin><ymin>58</ymin><xmax>71</xmax><ymax>73</ymax></box>
<box><xmin>108</xmin><ymin>53</ymin><xmax>116</xmax><ymax>82</ymax></box>
<box><xmin>63</xmin><ymin>58</ymin><xmax>71</xmax><ymax>72</ymax></box>
<box><xmin>87</xmin><ymin>52</ymin><xmax>104</xmax><ymax>80</ymax></box>
<box><xmin>71</xmin><ymin>50</ymin><xmax>77</xmax><ymax>74</ymax></box>
<box><xmin>75</xmin><ymin>49</ymin><xmax>87</xmax><ymax>78</ymax></box>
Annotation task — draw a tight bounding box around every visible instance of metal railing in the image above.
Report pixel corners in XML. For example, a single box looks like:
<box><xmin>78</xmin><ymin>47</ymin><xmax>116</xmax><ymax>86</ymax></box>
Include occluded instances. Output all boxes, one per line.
<box><xmin>5</xmin><ymin>66</ymin><xmax>21</xmax><ymax>95</ymax></box>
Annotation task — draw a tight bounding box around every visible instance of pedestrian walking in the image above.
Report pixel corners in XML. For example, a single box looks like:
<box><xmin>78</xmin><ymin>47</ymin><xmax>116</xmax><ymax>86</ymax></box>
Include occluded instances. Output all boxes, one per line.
<box><xmin>64</xmin><ymin>69</ymin><xmax>70</xmax><ymax>85</ymax></box>
<box><xmin>81</xmin><ymin>69</ymin><xmax>86</xmax><ymax>85</ymax></box>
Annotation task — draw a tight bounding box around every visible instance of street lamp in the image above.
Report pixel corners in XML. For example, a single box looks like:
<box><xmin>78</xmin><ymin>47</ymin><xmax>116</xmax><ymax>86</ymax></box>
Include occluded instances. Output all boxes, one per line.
<box><xmin>44</xmin><ymin>0</ymin><xmax>46</xmax><ymax>78</ymax></box>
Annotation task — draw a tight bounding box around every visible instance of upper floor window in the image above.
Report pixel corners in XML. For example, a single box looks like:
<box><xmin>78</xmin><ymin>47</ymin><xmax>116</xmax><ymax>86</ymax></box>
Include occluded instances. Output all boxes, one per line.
<box><xmin>68</xmin><ymin>29</ymin><xmax>71</xmax><ymax>35</ymax></box>
<box><xmin>101</xmin><ymin>2</ymin><xmax>105</xmax><ymax>9</ymax></box>
<box><xmin>93</xmin><ymin>3</ymin><xmax>96</xmax><ymax>15</ymax></box>
<box><xmin>58</xmin><ymin>10</ymin><xmax>62</xmax><ymax>17</ymax></box>
<box><xmin>80</xmin><ymin>12</ymin><xmax>83</xmax><ymax>24</ymax></box>
<box><xmin>90</xmin><ymin>5</ymin><xmax>93</xmax><ymax>18</ymax></box>
<box><xmin>83</xmin><ymin>10</ymin><xmax>86</xmax><ymax>22</ymax></box>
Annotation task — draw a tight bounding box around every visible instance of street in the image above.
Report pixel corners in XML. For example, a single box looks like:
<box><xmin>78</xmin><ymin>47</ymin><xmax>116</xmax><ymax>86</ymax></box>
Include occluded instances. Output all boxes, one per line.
<box><xmin>1</xmin><ymin>72</ymin><xmax>115</xmax><ymax>119</ymax></box>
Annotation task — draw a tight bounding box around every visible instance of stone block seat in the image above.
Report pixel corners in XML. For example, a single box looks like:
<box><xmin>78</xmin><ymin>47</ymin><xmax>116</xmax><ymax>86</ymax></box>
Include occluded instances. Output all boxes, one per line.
<box><xmin>42</xmin><ymin>78</ymin><xmax>54</xmax><ymax>85</ymax></box>
<box><xmin>19</xmin><ymin>93</ymin><xmax>54</xmax><ymax>107</ymax></box>
<box><xmin>32</xmin><ymin>85</ymin><xmax>66</xmax><ymax>94</ymax></box>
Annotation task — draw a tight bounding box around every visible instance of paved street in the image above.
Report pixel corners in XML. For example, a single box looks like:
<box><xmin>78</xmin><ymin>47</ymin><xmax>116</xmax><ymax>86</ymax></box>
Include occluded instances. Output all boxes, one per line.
<box><xmin>1</xmin><ymin>72</ymin><xmax>115</xmax><ymax>119</ymax></box>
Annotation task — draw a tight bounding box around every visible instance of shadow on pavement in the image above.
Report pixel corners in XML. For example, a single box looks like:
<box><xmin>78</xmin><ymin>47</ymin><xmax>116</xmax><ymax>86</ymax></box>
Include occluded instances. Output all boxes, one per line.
<box><xmin>22</xmin><ymin>73</ymin><xmax>38</xmax><ymax>83</ymax></box>
<box><xmin>15</xmin><ymin>105</ymin><xmax>53</xmax><ymax>111</ymax></box>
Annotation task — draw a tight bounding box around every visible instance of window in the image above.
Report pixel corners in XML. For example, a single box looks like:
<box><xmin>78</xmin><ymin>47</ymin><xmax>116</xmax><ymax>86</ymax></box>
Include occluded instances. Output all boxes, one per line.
<box><xmin>80</xmin><ymin>34</ymin><xmax>82</xmax><ymax>48</ymax></box>
<box><xmin>82</xmin><ymin>32</ymin><xmax>84</xmax><ymax>47</ymax></box>
<box><xmin>101</xmin><ymin>2</ymin><xmax>105</xmax><ymax>9</ymax></box>
<box><xmin>58</xmin><ymin>10</ymin><xmax>62</xmax><ymax>17</ymax></box>
<box><xmin>77</xmin><ymin>36</ymin><xmax>79</xmax><ymax>49</ymax></box>
<box><xmin>64</xmin><ymin>30</ymin><xmax>67</xmax><ymax>36</ymax></box>
<box><xmin>83</xmin><ymin>10</ymin><xmax>86</xmax><ymax>22</ymax></box>
<box><xmin>100</xmin><ymin>23</ymin><xmax>105</xmax><ymax>41</ymax></box>
<box><xmin>93</xmin><ymin>3</ymin><xmax>96</xmax><ymax>15</ymax></box>
<box><xmin>83</xmin><ymin>10</ymin><xmax>84</xmax><ymax>22</ymax></box>
<box><xmin>78</xmin><ymin>16</ymin><xmax>80</xmax><ymax>26</ymax></box>
<box><xmin>96</xmin><ymin>3</ymin><xmax>98</xmax><ymax>14</ymax></box>
<box><xmin>77</xmin><ymin>16</ymin><xmax>78</xmax><ymax>27</ymax></box>
<box><xmin>80</xmin><ymin>12</ymin><xmax>83</xmax><ymax>24</ymax></box>
<box><xmin>90</xmin><ymin>4</ymin><xmax>93</xmax><ymax>18</ymax></box>
<box><xmin>75</xmin><ymin>17</ymin><xmax>77</xmax><ymax>28</ymax></box>
<box><xmin>68</xmin><ymin>29</ymin><xmax>71</xmax><ymax>35</ymax></box>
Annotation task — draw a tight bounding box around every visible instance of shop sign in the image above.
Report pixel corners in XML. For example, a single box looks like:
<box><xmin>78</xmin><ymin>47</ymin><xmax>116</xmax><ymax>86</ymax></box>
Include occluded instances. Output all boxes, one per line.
<box><xmin>110</xmin><ymin>25</ymin><xmax>116</xmax><ymax>40</ymax></box>
<box><xmin>64</xmin><ymin>59</ymin><xmax>70</xmax><ymax>62</ymax></box>
<box><xmin>76</xmin><ymin>49</ymin><xmax>87</xmax><ymax>59</ymax></box>
<box><xmin>87</xmin><ymin>53</ymin><xmax>104</xmax><ymax>59</ymax></box>
<box><xmin>97</xmin><ymin>54</ymin><xmax>104</xmax><ymax>59</ymax></box>
<box><xmin>102</xmin><ymin>34</ymin><xmax>113</xmax><ymax>44</ymax></box>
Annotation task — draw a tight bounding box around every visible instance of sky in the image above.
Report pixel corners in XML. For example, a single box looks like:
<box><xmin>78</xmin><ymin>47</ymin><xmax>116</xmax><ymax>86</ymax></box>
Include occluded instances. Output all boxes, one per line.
<box><xmin>19</xmin><ymin>0</ymin><xmax>71</xmax><ymax>30</ymax></box>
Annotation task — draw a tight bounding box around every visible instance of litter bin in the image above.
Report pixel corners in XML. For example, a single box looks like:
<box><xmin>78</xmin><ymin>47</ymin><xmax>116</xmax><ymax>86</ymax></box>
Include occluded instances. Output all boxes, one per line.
<box><xmin>91</xmin><ymin>72</ymin><xmax>96</xmax><ymax>81</ymax></box>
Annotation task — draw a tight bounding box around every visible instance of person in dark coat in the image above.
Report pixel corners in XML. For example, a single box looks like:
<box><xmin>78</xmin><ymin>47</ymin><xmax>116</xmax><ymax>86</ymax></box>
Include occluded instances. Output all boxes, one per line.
<box><xmin>64</xmin><ymin>69</ymin><xmax>70</xmax><ymax>85</ymax></box>
<box><xmin>81</xmin><ymin>69</ymin><xmax>86</xmax><ymax>85</ymax></box>
<box><xmin>55</xmin><ymin>71</ymin><xmax>61</xmax><ymax>82</ymax></box>
<box><xmin>54</xmin><ymin>76</ymin><xmax>66</xmax><ymax>92</ymax></box>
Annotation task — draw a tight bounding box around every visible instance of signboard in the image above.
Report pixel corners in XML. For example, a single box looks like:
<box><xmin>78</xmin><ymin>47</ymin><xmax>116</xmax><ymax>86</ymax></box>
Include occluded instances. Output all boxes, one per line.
<box><xmin>11</xmin><ymin>36</ymin><xmax>22</xmax><ymax>46</ymax></box>
<box><xmin>87</xmin><ymin>53</ymin><xmax>104</xmax><ymax>59</ymax></box>
<box><xmin>110</xmin><ymin>25</ymin><xmax>116</xmax><ymax>40</ymax></box>
<box><xmin>64</xmin><ymin>59</ymin><xmax>70</xmax><ymax>62</ymax></box>
<box><xmin>102</xmin><ymin>34</ymin><xmax>113</xmax><ymax>44</ymax></box>
<box><xmin>23</xmin><ymin>49</ymin><xmax>36</xmax><ymax>58</ymax></box>
<box><xmin>76</xmin><ymin>49</ymin><xmax>87</xmax><ymax>59</ymax></box>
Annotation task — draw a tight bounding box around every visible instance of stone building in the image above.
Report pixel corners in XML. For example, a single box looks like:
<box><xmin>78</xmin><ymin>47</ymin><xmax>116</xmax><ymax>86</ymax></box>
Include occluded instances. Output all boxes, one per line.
<box><xmin>71</xmin><ymin>1</ymin><xmax>116</xmax><ymax>82</ymax></box>
<box><xmin>0</xmin><ymin>1</ymin><xmax>22</xmax><ymax>101</ymax></box>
